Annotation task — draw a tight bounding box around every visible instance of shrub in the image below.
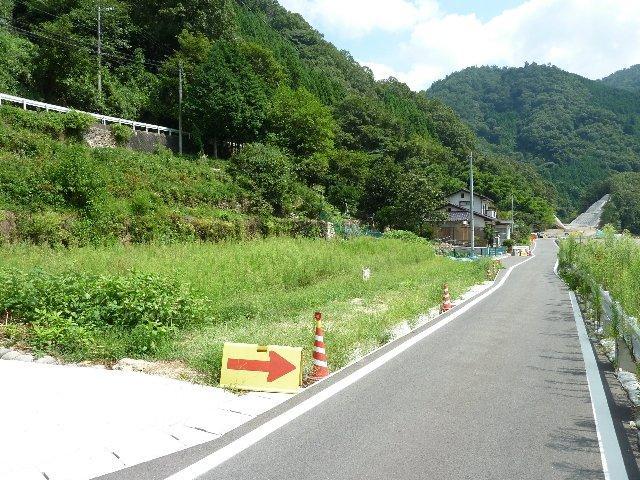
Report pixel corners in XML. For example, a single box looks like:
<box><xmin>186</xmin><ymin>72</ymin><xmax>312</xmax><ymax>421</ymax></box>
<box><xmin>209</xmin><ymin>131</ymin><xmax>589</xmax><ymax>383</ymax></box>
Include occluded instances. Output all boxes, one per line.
<box><xmin>61</xmin><ymin>111</ymin><xmax>94</xmax><ymax>139</ymax></box>
<box><xmin>30</xmin><ymin>309</ymin><xmax>94</xmax><ymax>356</ymax></box>
<box><xmin>228</xmin><ymin>143</ymin><xmax>294</xmax><ymax>215</ymax></box>
<box><xmin>17</xmin><ymin>211</ymin><xmax>73</xmax><ymax>246</ymax></box>
<box><xmin>48</xmin><ymin>147</ymin><xmax>106</xmax><ymax>209</ymax></box>
<box><xmin>0</xmin><ymin>269</ymin><xmax>202</xmax><ymax>330</ymax></box>
<box><xmin>382</xmin><ymin>229</ymin><xmax>426</xmax><ymax>242</ymax></box>
<box><xmin>503</xmin><ymin>238</ymin><xmax>515</xmax><ymax>251</ymax></box>
<box><xmin>110</xmin><ymin>123</ymin><xmax>134</xmax><ymax>145</ymax></box>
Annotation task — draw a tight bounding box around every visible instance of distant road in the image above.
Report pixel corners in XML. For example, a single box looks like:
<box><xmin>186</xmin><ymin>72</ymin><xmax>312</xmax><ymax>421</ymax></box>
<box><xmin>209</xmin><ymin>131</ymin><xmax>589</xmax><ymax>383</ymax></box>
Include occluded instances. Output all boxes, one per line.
<box><xmin>102</xmin><ymin>240</ymin><xmax>635</xmax><ymax>480</ymax></box>
<box><xmin>568</xmin><ymin>195</ymin><xmax>610</xmax><ymax>229</ymax></box>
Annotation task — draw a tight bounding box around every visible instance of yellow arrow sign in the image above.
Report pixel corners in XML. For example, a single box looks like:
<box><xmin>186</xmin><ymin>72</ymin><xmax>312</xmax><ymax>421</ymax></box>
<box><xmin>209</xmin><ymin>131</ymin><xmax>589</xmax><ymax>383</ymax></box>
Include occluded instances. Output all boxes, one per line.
<box><xmin>220</xmin><ymin>343</ymin><xmax>302</xmax><ymax>394</ymax></box>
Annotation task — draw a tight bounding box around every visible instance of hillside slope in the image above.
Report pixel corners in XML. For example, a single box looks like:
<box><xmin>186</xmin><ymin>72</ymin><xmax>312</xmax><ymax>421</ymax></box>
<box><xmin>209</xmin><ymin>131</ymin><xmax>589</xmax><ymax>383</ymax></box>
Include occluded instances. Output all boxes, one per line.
<box><xmin>0</xmin><ymin>0</ymin><xmax>555</xmax><ymax>233</ymax></box>
<box><xmin>601</xmin><ymin>65</ymin><xmax>640</xmax><ymax>93</ymax></box>
<box><xmin>427</xmin><ymin>64</ymin><xmax>640</xmax><ymax>219</ymax></box>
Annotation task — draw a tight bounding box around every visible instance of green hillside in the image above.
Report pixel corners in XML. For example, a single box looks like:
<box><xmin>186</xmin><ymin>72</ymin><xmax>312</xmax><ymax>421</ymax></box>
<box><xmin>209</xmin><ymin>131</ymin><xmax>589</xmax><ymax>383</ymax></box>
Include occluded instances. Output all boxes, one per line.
<box><xmin>601</xmin><ymin>65</ymin><xmax>640</xmax><ymax>93</ymax></box>
<box><xmin>0</xmin><ymin>0</ymin><xmax>555</xmax><ymax>236</ymax></box>
<box><xmin>598</xmin><ymin>172</ymin><xmax>640</xmax><ymax>234</ymax></box>
<box><xmin>427</xmin><ymin>64</ymin><xmax>640</xmax><ymax>219</ymax></box>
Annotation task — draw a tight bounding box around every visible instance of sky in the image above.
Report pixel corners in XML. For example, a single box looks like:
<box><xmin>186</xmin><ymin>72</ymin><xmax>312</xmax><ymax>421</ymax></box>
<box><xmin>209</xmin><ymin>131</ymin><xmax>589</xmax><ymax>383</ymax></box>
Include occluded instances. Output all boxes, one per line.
<box><xmin>277</xmin><ymin>0</ymin><xmax>640</xmax><ymax>91</ymax></box>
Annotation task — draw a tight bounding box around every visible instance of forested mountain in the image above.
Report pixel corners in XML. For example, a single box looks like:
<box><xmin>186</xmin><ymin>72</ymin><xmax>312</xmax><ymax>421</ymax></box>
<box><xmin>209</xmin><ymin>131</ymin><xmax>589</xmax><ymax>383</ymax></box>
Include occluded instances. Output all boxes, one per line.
<box><xmin>602</xmin><ymin>65</ymin><xmax>640</xmax><ymax>93</ymax></box>
<box><xmin>596</xmin><ymin>172</ymin><xmax>640</xmax><ymax>234</ymax></box>
<box><xmin>428</xmin><ymin>64</ymin><xmax>640</xmax><ymax>220</ymax></box>
<box><xmin>0</xmin><ymin>0</ymin><xmax>555</xmax><ymax>235</ymax></box>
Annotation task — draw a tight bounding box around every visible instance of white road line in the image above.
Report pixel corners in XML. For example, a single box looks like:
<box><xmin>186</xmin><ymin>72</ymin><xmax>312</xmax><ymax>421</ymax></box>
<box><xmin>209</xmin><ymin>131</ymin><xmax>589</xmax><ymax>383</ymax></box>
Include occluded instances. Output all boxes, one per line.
<box><xmin>569</xmin><ymin>292</ymin><xmax>628</xmax><ymax>480</ymax></box>
<box><xmin>165</xmin><ymin>254</ymin><xmax>535</xmax><ymax>480</ymax></box>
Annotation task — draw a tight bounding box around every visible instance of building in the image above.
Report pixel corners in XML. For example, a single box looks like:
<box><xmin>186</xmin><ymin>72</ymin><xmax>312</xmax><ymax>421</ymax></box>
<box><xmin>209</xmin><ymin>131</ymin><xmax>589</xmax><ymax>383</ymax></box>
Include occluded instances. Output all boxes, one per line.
<box><xmin>434</xmin><ymin>189</ymin><xmax>512</xmax><ymax>247</ymax></box>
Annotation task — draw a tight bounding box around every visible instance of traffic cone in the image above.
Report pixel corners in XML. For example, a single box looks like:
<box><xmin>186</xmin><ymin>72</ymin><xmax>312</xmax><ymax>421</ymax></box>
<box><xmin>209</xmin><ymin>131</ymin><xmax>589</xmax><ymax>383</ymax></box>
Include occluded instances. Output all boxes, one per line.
<box><xmin>440</xmin><ymin>284</ymin><xmax>453</xmax><ymax>313</ymax></box>
<box><xmin>310</xmin><ymin>312</ymin><xmax>330</xmax><ymax>381</ymax></box>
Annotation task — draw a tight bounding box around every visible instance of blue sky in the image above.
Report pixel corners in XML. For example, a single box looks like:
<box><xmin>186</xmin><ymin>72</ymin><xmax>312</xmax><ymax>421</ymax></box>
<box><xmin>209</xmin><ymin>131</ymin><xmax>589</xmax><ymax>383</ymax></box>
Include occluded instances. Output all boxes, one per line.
<box><xmin>436</xmin><ymin>0</ymin><xmax>524</xmax><ymax>20</ymax></box>
<box><xmin>278</xmin><ymin>0</ymin><xmax>640</xmax><ymax>90</ymax></box>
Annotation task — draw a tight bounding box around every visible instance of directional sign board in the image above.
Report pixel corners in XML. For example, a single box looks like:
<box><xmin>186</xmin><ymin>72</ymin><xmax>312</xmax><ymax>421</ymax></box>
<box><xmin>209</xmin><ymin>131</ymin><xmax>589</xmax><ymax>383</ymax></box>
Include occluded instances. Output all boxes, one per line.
<box><xmin>219</xmin><ymin>343</ymin><xmax>303</xmax><ymax>394</ymax></box>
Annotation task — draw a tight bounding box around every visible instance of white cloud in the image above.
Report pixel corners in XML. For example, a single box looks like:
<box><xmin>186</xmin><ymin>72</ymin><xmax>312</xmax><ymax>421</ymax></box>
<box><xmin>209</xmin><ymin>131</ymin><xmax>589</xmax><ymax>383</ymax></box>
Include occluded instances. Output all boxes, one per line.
<box><xmin>279</xmin><ymin>0</ymin><xmax>439</xmax><ymax>36</ymax></box>
<box><xmin>279</xmin><ymin>0</ymin><xmax>640</xmax><ymax>90</ymax></box>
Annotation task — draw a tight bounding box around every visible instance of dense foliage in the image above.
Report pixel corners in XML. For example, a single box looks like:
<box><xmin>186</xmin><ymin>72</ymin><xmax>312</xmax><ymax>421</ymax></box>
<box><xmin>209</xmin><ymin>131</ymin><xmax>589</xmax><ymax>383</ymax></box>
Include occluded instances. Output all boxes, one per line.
<box><xmin>599</xmin><ymin>173</ymin><xmax>640</xmax><ymax>234</ymax></box>
<box><xmin>428</xmin><ymin>64</ymin><xmax>640</xmax><ymax>220</ymax></box>
<box><xmin>601</xmin><ymin>65</ymin><xmax>640</xmax><ymax>93</ymax></box>
<box><xmin>0</xmin><ymin>0</ymin><xmax>556</xmax><ymax>236</ymax></box>
<box><xmin>0</xmin><ymin>238</ymin><xmax>495</xmax><ymax>380</ymax></box>
<box><xmin>0</xmin><ymin>268</ymin><xmax>204</xmax><ymax>358</ymax></box>
<box><xmin>559</xmin><ymin>229</ymin><xmax>640</xmax><ymax>319</ymax></box>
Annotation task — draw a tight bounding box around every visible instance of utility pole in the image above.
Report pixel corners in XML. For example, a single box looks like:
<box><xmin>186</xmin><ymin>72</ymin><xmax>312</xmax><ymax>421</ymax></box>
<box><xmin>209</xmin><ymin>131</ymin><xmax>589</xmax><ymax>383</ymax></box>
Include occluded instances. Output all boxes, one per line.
<box><xmin>97</xmin><ymin>4</ymin><xmax>113</xmax><ymax>103</ymax></box>
<box><xmin>178</xmin><ymin>60</ymin><xmax>183</xmax><ymax>155</ymax></box>
<box><xmin>469</xmin><ymin>151</ymin><xmax>475</xmax><ymax>257</ymax></box>
<box><xmin>97</xmin><ymin>3</ymin><xmax>102</xmax><ymax>101</ymax></box>
<box><xmin>511</xmin><ymin>194</ymin><xmax>514</xmax><ymax>240</ymax></box>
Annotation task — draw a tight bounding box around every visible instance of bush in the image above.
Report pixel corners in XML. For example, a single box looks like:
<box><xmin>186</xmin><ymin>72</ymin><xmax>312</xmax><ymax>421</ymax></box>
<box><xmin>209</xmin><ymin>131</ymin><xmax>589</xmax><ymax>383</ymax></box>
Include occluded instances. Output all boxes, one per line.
<box><xmin>48</xmin><ymin>147</ymin><xmax>106</xmax><ymax>209</ymax></box>
<box><xmin>503</xmin><ymin>238</ymin><xmax>515</xmax><ymax>251</ymax></box>
<box><xmin>382</xmin><ymin>229</ymin><xmax>426</xmax><ymax>242</ymax></box>
<box><xmin>228</xmin><ymin>143</ymin><xmax>294</xmax><ymax>215</ymax></box>
<box><xmin>61</xmin><ymin>111</ymin><xmax>95</xmax><ymax>139</ymax></box>
<box><xmin>0</xmin><ymin>268</ymin><xmax>205</xmax><ymax>358</ymax></box>
<box><xmin>110</xmin><ymin>123</ymin><xmax>134</xmax><ymax>145</ymax></box>
<box><xmin>0</xmin><ymin>268</ymin><xmax>203</xmax><ymax>357</ymax></box>
<box><xmin>30</xmin><ymin>309</ymin><xmax>94</xmax><ymax>356</ymax></box>
<box><xmin>17</xmin><ymin>211</ymin><xmax>73</xmax><ymax>246</ymax></box>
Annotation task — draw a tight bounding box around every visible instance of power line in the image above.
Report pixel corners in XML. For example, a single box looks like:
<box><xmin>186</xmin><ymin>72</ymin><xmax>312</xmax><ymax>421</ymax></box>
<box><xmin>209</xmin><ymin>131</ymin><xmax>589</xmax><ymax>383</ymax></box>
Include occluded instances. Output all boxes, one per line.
<box><xmin>1</xmin><ymin>14</ymin><xmax>164</xmax><ymax>69</ymax></box>
<box><xmin>9</xmin><ymin>1</ymin><xmax>166</xmax><ymax>66</ymax></box>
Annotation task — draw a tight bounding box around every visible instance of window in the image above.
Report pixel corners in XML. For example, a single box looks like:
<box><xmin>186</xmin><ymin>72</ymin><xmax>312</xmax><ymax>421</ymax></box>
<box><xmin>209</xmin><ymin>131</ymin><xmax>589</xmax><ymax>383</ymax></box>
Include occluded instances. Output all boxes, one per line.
<box><xmin>461</xmin><ymin>192</ymin><xmax>465</xmax><ymax>198</ymax></box>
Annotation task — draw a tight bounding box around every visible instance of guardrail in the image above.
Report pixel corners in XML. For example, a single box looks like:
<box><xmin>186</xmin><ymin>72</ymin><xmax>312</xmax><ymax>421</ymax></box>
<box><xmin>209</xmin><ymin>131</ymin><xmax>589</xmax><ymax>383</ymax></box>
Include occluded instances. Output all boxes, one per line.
<box><xmin>0</xmin><ymin>92</ymin><xmax>179</xmax><ymax>135</ymax></box>
<box><xmin>600</xmin><ymin>288</ymin><xmax>640</xmax><ymax>364</ymax></box>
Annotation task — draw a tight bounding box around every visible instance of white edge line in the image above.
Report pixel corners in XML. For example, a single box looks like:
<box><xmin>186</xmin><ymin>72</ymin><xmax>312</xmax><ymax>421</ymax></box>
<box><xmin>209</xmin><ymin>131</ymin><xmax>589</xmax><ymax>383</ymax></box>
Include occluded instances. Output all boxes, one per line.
<box><xmin>165</xmin><ymin>250</ymin><xmax>537</xmax><ymax>480</ymax></box>
<box><xmin>555</xmin><ymin>249</ymin><xmax>627</xmax><ymax>480</ymax></box>
<box><xmin>569</xmin><ymin>292</ymin><xmax>628</xmax><ymax>480</ymax></box>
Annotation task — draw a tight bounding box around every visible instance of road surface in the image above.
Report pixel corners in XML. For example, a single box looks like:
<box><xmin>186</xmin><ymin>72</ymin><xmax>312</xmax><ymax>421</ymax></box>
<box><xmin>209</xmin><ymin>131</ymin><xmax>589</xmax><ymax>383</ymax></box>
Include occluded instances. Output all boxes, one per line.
<box><xmin>102</xmin><ymin>240</ymin><xmax>635</xmax><ymax>480</ymax></box>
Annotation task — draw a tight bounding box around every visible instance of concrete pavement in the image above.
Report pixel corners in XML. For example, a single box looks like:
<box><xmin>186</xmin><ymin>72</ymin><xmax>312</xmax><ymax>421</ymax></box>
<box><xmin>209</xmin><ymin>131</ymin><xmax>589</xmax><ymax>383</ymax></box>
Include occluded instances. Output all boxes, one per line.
<box><xmin>103</xmin><ymin>239</ymin><xmax>634</xmax><ymax>480</ymax></box>
<box><xmin>0</xmin><ymin>361</ymin><xmax>291</xmax><ymax>480</ymax></box>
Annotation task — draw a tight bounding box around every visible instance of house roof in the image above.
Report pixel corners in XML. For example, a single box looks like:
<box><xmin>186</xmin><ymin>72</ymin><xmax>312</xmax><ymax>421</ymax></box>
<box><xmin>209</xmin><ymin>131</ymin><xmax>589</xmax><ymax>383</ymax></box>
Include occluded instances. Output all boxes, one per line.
<box><xmin>439</xmin><ymin>203</ymin><xmax>511</xmax><ymax>223</ymax></box>
<box><xmin>448</xmin><ymin>188</ymin><xmax>495</xmax><ymax>203</ymax></box>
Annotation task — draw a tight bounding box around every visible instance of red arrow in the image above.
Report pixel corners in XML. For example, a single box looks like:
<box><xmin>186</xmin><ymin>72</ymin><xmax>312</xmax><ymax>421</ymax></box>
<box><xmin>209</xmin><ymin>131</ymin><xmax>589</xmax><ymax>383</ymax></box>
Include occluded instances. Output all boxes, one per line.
<box><xmin>227</xmin><ymin>351</ymin><xmax>296</xmax><ymax>382</ymax></box>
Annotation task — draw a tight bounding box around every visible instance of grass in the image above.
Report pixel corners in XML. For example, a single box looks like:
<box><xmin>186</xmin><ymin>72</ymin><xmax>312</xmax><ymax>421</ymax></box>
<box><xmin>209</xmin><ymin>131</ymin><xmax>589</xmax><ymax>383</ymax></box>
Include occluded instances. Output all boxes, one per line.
<box><xmin>0</xmin><ymin>237</ymin><xmax>495</xmax><ymax>384</ymax></box>
<box><xmin>559</xmin><ymin>228</ymin><xmax>640</xmax><ymax>318</ymax></box>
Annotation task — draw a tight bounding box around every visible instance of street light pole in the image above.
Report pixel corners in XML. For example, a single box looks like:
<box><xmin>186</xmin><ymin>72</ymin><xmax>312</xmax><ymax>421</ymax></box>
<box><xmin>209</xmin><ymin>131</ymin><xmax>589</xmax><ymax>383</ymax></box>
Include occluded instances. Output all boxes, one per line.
<box><xmin>469</xmin><ymin>151</ymin><xmax>475</xmax><ymax>257</ymax></box>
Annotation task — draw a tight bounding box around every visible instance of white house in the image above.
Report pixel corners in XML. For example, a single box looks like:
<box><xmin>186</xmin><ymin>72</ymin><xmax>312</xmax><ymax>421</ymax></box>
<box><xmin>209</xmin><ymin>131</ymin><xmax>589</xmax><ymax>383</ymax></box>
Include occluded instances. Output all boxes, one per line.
<box><xmin>434</xmin><ymin>189</ymin><xmax>512</xmax><ymax>246</ymax></box>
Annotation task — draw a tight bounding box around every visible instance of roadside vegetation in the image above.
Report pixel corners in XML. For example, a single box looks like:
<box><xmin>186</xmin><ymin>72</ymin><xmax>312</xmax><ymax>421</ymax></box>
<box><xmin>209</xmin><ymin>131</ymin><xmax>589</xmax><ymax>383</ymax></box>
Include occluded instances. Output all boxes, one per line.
<box><xmin>0</xmin><ymin>236</ymin><xmax>497</xmax><ymax>383</ymax></box>
<box><xmin>1</xmin><ymin>0</ymin><xmax>555</xmax><ymax>233</ymax></box>
<box><xmin>559</xmin><ymin>227</ymin><xmax>640</xmax><ymax>319</ymax></box>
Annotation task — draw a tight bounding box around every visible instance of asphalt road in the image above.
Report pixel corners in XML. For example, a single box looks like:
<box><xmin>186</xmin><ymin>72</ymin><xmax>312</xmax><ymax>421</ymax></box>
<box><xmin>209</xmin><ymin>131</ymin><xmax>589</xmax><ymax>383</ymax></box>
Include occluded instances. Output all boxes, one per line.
<box><xmin>102</xmin><ymin>240</ymin><xmax>629</xmax><ymax>480</ymax></box>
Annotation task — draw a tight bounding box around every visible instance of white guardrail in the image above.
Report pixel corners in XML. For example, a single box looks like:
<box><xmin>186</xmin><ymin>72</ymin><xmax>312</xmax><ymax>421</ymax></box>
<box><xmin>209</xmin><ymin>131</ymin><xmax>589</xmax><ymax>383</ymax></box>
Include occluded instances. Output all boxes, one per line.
<box><xmin>600</xmin><ymin>288</ymin><xmax>640</xmax><ymax>363</ymax></box>
<box><xmin>0</xmin><ymin>92</ymin><xmax>178</xmax><ymax>135</ymax></box>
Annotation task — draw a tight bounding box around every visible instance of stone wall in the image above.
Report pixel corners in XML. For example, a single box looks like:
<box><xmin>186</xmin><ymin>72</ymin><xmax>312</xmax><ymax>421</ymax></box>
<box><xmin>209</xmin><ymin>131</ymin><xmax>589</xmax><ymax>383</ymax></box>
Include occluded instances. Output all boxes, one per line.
<box><xmin>84</xmin><ymin>124</ymin><xmax>180</xmax><ymax>153</ymax></box>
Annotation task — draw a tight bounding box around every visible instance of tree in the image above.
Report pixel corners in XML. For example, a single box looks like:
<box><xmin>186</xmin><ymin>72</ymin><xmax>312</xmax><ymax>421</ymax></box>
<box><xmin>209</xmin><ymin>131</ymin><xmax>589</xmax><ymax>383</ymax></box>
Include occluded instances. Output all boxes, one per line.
<box><xmin>184</xmin><ymin>39</ymin><xmax>274</xmax><ymax>150</ymax></box>
<box><xmin>267</xmin><ymin>85</ymin><xmax>335</xmax><ymax>158</ymax></box>
<box><xmin>0</xmin><ymin>28</ymin><xmax>36</xmax><ymax>95</ymax></box>
<box><xmin>389</xmin><ymin>172</ymin><xmax>445</xmax><ymax>235</ymax></box>
<box><xmin>228</xmin><ymin>143</ymin><xmax>294</xmax><ymax>215</ymax></box>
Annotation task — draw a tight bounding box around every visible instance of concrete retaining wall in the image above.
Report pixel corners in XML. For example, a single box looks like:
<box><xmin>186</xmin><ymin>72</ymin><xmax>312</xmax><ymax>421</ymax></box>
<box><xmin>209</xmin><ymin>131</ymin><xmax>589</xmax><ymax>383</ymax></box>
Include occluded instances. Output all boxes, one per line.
<box><xmin>84</xmin><ymin>124</ymin><xmax>179</xmax><ymax>153</ymax></box>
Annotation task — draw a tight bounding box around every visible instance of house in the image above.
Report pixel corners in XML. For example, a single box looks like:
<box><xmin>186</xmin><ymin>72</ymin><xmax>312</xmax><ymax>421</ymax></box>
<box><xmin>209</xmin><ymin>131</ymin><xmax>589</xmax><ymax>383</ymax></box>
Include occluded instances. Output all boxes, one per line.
<box><xmin>434</xmin><ymin>189</ymin><xmax>512</xmax><ymax>247</ymax></box>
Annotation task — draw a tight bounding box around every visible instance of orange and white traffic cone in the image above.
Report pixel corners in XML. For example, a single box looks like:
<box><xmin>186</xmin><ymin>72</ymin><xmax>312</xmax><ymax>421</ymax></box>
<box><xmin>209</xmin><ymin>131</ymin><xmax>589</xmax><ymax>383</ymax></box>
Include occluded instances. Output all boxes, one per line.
<box><xmin>440</xmin><ymin>284</ymin><xmax>453</xmax><ymax>313</ymax></box>
<box><xmin>310</xmin><ymin>312</ymin><xmax>330</xmax><ymax>381</ymax></box>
